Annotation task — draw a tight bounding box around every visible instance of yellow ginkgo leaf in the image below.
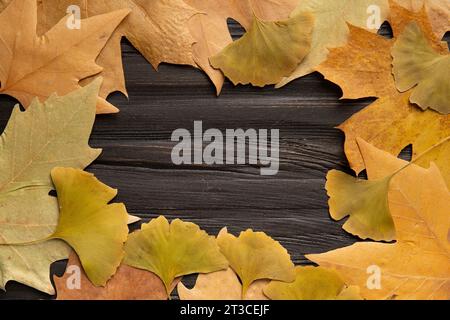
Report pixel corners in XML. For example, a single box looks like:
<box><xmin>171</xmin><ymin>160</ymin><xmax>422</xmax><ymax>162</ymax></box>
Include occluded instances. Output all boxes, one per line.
<box><xmin>209</xmin><ymin>12</ymin><xmax>314</xmax><ymax>87</ymax></box>
<box><xmin>49</xmin><ymin>167</ymin><xmax>129</xmax><ymax>287</ymax></box>
<box><xmin>392</xmin><ymin>22</ymin><xmax>450</xmax><ymax>114</ymax></box>
<box><xmin>264</xmin><ymin>266</ymin><xmax>362</xmax><ymax>300</ymax></box>
<box><xmin>177</xmin><ymin>268</ymin><xmax>269</xmax><ymax>300</ymax></box>
<box><xmin>326</xmin><ymin>170</ymin><xmax>395</xmax><ymax>241</ymax></box>
<box><xmin>124</xmin><ymin>216</ymin><xmax>228</xmax><ymax>295</ymax></box>
<box><xmin>217</xmin><ymin>228</ymin><xmax>295</xmax><ymax>296</ymax></box>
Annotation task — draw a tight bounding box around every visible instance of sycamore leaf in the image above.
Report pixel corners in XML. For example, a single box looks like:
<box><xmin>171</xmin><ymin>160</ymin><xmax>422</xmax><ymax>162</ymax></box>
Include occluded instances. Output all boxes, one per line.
<box><xmin>47</xmin><ymin>168</ymin><xmax>129</xmax><ymax>287</ymax></box>
<box><xmin>392</xmin><ymin>22</ymin><xmax>450</xmax><ymax>114</ymax></box>
<box><xmin>31</xmin><ymin>0</ymin><xmax>197</xmax><ymax>100</ymax></box>
<box><xmin>124</xmin><ymin>216</ymin><xmax>228</xmax><ymax>295</ymax></box>
<box><xmin>209</xmin><ymin>12</ymin><xmax>313</xmax><ymax>87</ymax></box>
<box><xmin>185</xmin><ymin>0</ymin><xmax>299</xmax><ymax>94</ymax></box>
<box><xmin>276</xmin><ymin>0</ymin><xmax>389</xmax><ymax>88</ymax></box>
<box><xmin>308</xmin><ymin>143</ymin><xmax>450</xmax><ymax>300</ymax></box>
<box><xmin>394</xmin><ymin>0</ymin><xmax>450</xmax><ymax>39</ymax></box>
<box><xmin>326</xmin><ymin>169</ymin><xmax>394</xmax><ymax>241</ymax></box>
<box><xmin>0</xmin><ymin>80</ymin><xmax>101</xmax><ymax>294</ymax></box>
<box><xmin>316</xmin><ymin>2</ymin><xmax>448</xmax><ymax>100</ymax></box>
<box><xmin>0</xmin><ymin>0</ymin><xmax>129</xmax><ymax>114</ymax></box>
<box><xmin>177</xmin><ymin>268</ymin><xmax>269</xmax><ymax>300</ymax></box>
<box><xmin>217</xmin><ymin>228</ymin><xmax>295</xmax><ymax>297</ymax></box>
<box><xmin>54</xmin><ymin>252</ymin><xmax>179</xmax><ymax>300</ymax></box>
<box><xmin>264</xmin><ymin>266</ymin><xmax>362</xmax><ymax>300</ymax></box>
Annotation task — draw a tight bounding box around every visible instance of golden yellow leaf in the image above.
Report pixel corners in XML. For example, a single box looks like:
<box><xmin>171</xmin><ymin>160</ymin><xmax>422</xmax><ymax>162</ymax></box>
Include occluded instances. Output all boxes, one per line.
<box><xmin>217</xmin><ymin>228</ymin><xmax>295</xmax><ymax>296</ymax></box>
<box><xmin>29</xmin><ymin>0</ymin><xmax>197</xmax><ymax>101</ymax></box>
<box><xmin>185</xmin><ymin>0</ymin><xmax>299</xmax><ymax>94</ymax></box>
<box><xmin>326</xmin><ymin>168</ymin><xmax>394</xmax><ymax>241</ymax></box>
<box><xmin>394</xmin><ymin>0</ymin><xmax>450</xmax><ymax>39</ymax></box>
<box><xmin>48</xmin><ymin>168</ymin><xmax>129</xmax><ymax>286</ymax></box>
<box><xmin>0</xmin><ymin>80</ymin><xmax>101</xmax><ymax>294</ymax></box>
<box><xmin>209</xmin><ymin>12</ymin><xmax>313</xmax><ymax>87</ymax></box>
<box><xmin>277</xmin><ymin>0</ymin><xmax>389</xmax><ymax>87</ymax></box>
<box><xmin>124</xmin><ymin>216</ymin><xmax>228</xmax><ymax>295</ymax></box>
<box><xmin>54</xmin><ymin>252</ymin><xmax>179</xmax><ymax>300</ymax></box>
<box><xmin>392</xmin><ymin>22</ymin><xmax>450</xmax><ymax>114</ymax></box>
<box><xmin>0</xmin><ymin>0</ymin><xmax>129</xmax><ymax>114</ymax></box>
<box><xmin>308</xmin><ymin>142</ymin><xmax>450</xmax><ymax>300</ymax></box>
<box><xmin>264</xmin><ymin>266</ymin><xmax>362</xmax><ymax>300</ymax></box>
<box><xmin>177</xmin><ymin>268</ymin><xmax>269</xmax><ymax>300</ymax></box>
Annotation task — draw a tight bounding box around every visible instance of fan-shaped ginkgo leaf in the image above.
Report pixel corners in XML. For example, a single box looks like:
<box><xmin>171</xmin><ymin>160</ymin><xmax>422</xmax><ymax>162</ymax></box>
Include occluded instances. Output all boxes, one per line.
<box><xmin>326</xmin><ymin>169</ymin><xmax>395</xmax><ymax>241</ymax></box>
<box><xmin>392</xmin><ymin>22</ymin><xmax>450</xmax><ymax>114</ymax></box>
<box><xmin>217</xmin><ymin>228</ymin><xmax>295</xmax><ymax>296</ymax></box>
<box><xmin>210</xmin><ymin>12</ymin><xmax>314</xmax><ymax>87</ymax></box>
<box><xmin>124</xmin><ymin>216</ymin><xmax>228</xmax><ymax>295</ymax></box>
<box><xmin>177</xmin><ymin>268</ymin><xmax>268</xmax><ymax>300</ymax></box>
<box><xmin>264</xmin><ymin>266</ymin><xmax>362</xmax><ymax>300</ymax></box>
<box><xmin>48</xmin><ymin>167</ymin><xmax>129</xmax><ymax>287</ymax></box>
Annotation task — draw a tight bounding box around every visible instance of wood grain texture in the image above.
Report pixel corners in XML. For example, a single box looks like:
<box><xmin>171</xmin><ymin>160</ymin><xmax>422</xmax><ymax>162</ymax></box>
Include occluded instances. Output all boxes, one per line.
<box><xmin>0</xmin><ymin>23</ymin><xmax>445</xmax><ymax>300</ymax></box>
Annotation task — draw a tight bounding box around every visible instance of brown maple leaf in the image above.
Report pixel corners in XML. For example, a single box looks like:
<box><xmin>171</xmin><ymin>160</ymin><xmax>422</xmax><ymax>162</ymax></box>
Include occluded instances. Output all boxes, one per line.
<box><xmin>54</xmin><ymin>252</ymin><xmax>179</xmax><ymax>300</ymax></box>
<box><xmin>316</xmin><ymin>1</ymin><xmax>450</xmax><ymax>186</ymax></box>
<box><xmin>0</xmin><ymin>0</ymin><xmax>129</xmax><ymax>114</ymax></box>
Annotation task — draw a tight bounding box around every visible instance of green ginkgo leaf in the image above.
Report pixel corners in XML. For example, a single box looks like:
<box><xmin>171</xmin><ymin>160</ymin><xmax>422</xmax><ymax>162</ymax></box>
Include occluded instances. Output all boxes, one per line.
<box><xmin>0</xmin><ymin>79</ymin><xmax>101</xmax><ymax>294</ymax></box>
<box><xmin>264</xmin><ymin>266</ymin><xmax>362</xmax><ymax>300</ymax></box>
<box><xmin>326</xmin><ymin>169</ymin><xmax>395</xmax><ymax>241</ymax></box>
<box><xmin>392</xmin><ymin>22</ymin><xmax>450</xmax><ymax>114</ymax></box>
<box><xmin>209</xmin><ymin>12</ymin><xmax>314</xmax><ymax>87</ymax></box>
<box><xmin>217</xmin><ymin>228</ymin><xmax>295</xmax><ymax>296</ymax></box>
<box><xmin>124</xmin><ymin>216</ymin><xmax>228</xmax><ymax>294</ymax></box>
<box><xmin>48</xmin><ymin>167</ymin><xmax>129</xmax><ymax>286</ymax></box>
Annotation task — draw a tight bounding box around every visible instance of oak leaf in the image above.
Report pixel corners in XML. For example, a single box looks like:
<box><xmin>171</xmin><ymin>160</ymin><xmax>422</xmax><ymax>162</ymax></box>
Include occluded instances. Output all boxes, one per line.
<box><xmin>177</xmin><ymin>268</ymin><xmax>268</xmax><ymax>300</ymax></box>
<box><xmin>124</xmin><ymin>216</ymin><xmax>228</xmax><ymax>295</ymax></box>
<box><xmin>31</xmin><ymin>0</ymin><xmax>197</xmax><ymax>101</ymax></box>
<box><xmin>0</xmin><ymin>80</ymin><xmax>101</xmax><ymax>294</ymax></box>
<box><xmin>0</xmin><ymin>0</ymin><xmax>129</xmax><ymax>114</ymax></box>
<box><xmin>264</xmin><ymin>266</ymin><xmax>362</xmax><ymax>300</ymax></box>
<box><xmin>392</xmin><ymin>22</ymin><xmax>450</xmax><ymax>114</ymax></box>
<box><xmin>210</xmin><ymin>12</ymin><xmax>314</xmax><ymax>87</ymax></box>
<box><xmin>276</xmin><ymin>0</ymin><xmax>390</xmax><ymax>88</ymax></box>
<box><xmin>308</xmin><ymin>142</ymin><xmax>450</xmax><ymax>300</ymax></box>
<box><xmin>47</xmin><ymin>168</ymin><xmax>129</xmax><ymax>286</ymax></box>
<box><xmin>185</xmin><ymin>0</ymin><xmax>299</xmax><ymax>94</ymax></box>
<box><xmin>217</xmin><ymin>228</ymin><xmax>295</xmax><ymax>297</ymax></box>
<box><xmin>54</xmin><ymin>252</ymin><xmax>178</xmax><ymax>300</ymax></box>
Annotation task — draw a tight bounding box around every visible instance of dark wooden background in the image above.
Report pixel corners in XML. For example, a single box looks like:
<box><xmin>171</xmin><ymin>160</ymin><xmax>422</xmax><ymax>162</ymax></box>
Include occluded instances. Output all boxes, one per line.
<box><xmin>1</xmin><ymin>23</ymin><xmax>444</xmax><ymax>300</ymax></box>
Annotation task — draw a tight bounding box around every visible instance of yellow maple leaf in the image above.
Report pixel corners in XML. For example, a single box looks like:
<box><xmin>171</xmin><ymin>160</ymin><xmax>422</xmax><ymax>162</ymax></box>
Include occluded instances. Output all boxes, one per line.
<box><xmin>308</xmin><ymin>142</ymin><xmax>450</xmax><ymax>300</ymax></box>
<box><xmin>0</xmin><ymin>0</ymin><xmax>129</xmax><ymax>114</ymax></box>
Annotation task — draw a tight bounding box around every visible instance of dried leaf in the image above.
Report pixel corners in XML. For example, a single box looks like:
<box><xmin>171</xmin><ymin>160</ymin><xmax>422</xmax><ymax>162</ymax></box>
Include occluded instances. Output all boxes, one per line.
<box><xmin>185</xmin><ymin>0</ymin><xmax>299</xmax><ymax>94</ymax></box>
<box><xmin>0</xmin><ymin>0</ymin><xmax>129</xmax><ymax>114</ymax></box>
<box><xmin>394</xmin><ymin>0</ymin><xmax>450</xmax><ymax>39</ymax></box>
<box><xmin>54</xmin><ymin>252</ymin><xmax>177</xmax><ymax>300</ymax></box>
<box><xmin>0</xmin><ymin>80</ymin><xmax>101</xmax><ymax>294</ymax></box>
<box><xmin>392</xmin><ymin>22</ymin><xmax>450</xmax><ymax>114</ymax></box>
<box><xmin>217</xmin><ymin>228</ymin><xmax>295</xmax><ymax>296</ymax></box>
<box><xmin>264</xmin><ymin>266</ymin><xmax>362</xmax><ymax>300</ymax></box>
<box><xmin>308</xmin><ymin>143</ymin><xmax>450</xmax><ymax>300</ymax></box>
<box><xmin>177</xmin><ymin>268</ymin><xmax>269</xmax><ymax>300</ymax></box>
<box><xmin>277</xmin><ymin>0</ymin><xmax>389</xmax><ymax>87</ymax></box>
<box><xmin>32</xmin><ymin>0</ymin><xmax>197</xmax><ymax>100</ymax></box>
<box><xmin>326</xmin><ymin>168</ymin><xmax>394</xmax><ymax>241</ymax></box>
<box><xmin>210</xmin><ymin>12</ymin><xmax>313</xmax><ymax>87</ymax></box>
<box><xmin>124</xmin><ymin>216</ymin><xmax>228</xmax><ymax>295</ymax></box>
<box><xmin>48</xmin><ymin>168</ymin><xmax>129</xmax><ymax>286</ymax></box>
